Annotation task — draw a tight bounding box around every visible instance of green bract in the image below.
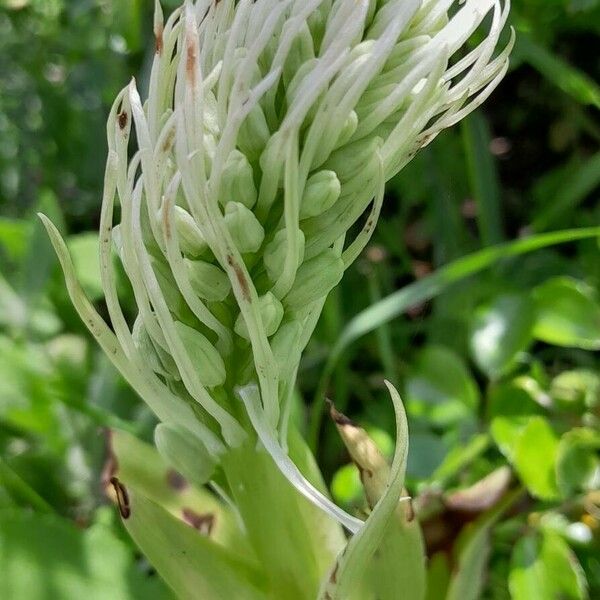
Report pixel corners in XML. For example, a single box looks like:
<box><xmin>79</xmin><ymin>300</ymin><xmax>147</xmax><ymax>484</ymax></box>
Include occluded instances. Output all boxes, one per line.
<box><xmin>41</xmin><ymin>0</ymin><xmax>511</xmax><ymax>597</ymax></box>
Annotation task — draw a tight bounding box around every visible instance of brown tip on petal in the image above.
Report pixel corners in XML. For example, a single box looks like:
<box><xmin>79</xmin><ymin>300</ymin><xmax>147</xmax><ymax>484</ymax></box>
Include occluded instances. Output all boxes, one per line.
<box><xmin>110</xmin><ymin>477</ymin><xmax>131</xmax><ymax>519</ymax></box>
<box><xmin>327</xmin><ymin>399</ymin><xmax>356</xmax><ymax>427</ymax></box>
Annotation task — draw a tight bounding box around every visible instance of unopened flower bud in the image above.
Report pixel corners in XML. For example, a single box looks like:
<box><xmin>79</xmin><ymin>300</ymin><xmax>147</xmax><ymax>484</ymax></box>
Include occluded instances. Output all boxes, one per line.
<box><xmin>184</xmin><ymin>258</ymin><xmax>231</xmax><ymax>302</ymax></box>
<box><xmin>224</xmin><ymin>201</ymin><xmax>265</xmax><ymax>254</ymax></box>
<box><xmin>271</xmin><ymin>320</ymin><xmax>303</xmax><ymax>377</ymax></box>
<box><xmin>237</xmin><ymin>104</ymin><xmax>270</xmax><ymax>161</ymax></box>
<box><xmin>174</xmin><ymin>321</ymin><xmax>226</xmax><ymax>388</ymax></box>
<box><xmin>325</xmin><ymin>136</ymin><xmax>382</xmax><ymax>183</ymax></box>
<box><xmin>173</xmin><ymin>206</ymin><xmax>209</xmax><ymax>257</ymax></box>
<box><xmin>154</xmin><ymin>423</ymin><xmax>216</xmax><ymax>486</ymax></box>
<box><xmin>300</xmin><ymin>170</ymin><xmax>341</xmax><ymax>219</ymax></box>
<box><xmin>132</xmin><ymin>317</ymin><xmax>178</xmax><ymax>379</ymax></box>
<box><xmin>219</xmin><ymin>150</ymin><xmax>257</xmax><ymax>209</ymax></box>
<box><xmin>234</xmin><ymin>292</ymin><xmax>283</xmax><ymax>340</ymax></box>
<box><xmin>334</xmin><ymin>110</ymin><xmax>359</xmax><ymax>150</ymax></box>
<box><xmin>284</xmin><ymin>249</ymin><xmax>344</xmax><ymax>311</ymax></box>
<box><xmin>263</xmin><ymin>228</ymin><xmax>305</xmax><ymax>282</ymax></box>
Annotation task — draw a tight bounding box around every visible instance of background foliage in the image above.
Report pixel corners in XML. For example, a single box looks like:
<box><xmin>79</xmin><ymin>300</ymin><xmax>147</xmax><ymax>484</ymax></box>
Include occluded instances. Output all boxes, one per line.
<box><xmin>0</xmin><ymin>0</ymin><xmax>599</xmax><ymax>598</ymax></box>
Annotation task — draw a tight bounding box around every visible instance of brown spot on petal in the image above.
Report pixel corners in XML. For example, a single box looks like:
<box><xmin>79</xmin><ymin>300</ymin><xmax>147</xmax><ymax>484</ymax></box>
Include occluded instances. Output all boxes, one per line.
<box><xmin>186</xmin><ymin>39</ymin><xmax>197</xmax><ymax>86</ymax></box>
<box><xmin>155</xmin><ymin>26</ymin><xmax>164</xmax><ymax>55</ymax></box>
<box><xmin>182</xmin><ymin>508</ymin><xmax>215</xmax><ymax>535</ymax></box>
<box><xmin>166</xmin><ymin>469</ymin><xmax>188</xmax><ymax>492</ymax></box>
<box><xmin>118</xmin><ymin>111</ymin><xmax>128</xmax><ymax>131</ymax></box>
<box><xmin>227</xmin><ymin>255</ymin><xmax>250</xmax><ymax>301</ymax></box>
<box><xmin>110</xmin><ymin>477</ymin><xmax>131</xmax><ymax>519</ymax></box>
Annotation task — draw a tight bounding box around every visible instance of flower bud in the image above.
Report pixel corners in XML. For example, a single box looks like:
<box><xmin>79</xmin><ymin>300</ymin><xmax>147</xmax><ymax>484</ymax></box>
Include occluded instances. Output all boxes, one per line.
<box><xmin>324</xmin><ymin>136</ymin><xmax>382</xmax><ymax>183</ymax></box>
<box><xmin>300</xmin><ymin>170</ymin><xmax>341</xmax><ymax>219</ymax></box>
<box><xmin>284</xmin><ymin>249</ymin><xmax>344</xmax><ymax>311</ymax></box>
<box><xmin>224</xmin><ymin>201</ymin><xmax>265</xmax><ymax>254</ymax></box>
<box><xmin>174</xmin><ymin>321</ymin><xmax>226</xmax><ymax>388</ymax></box>
<box><xmin>334</xmin><ymin>110</ymin><xmax>359</xmax><ymax>150</ymax></box>
<box><xmin>173</xmin><ymin>206</ymin><xmax>209</xmax><ymax>257</ymax></box>
<box><xmin>234</xmin><ymin>292</ymin><xmax>284</xmax><ymax>340</ymax></box>
<box><xmin>184</xmin><ymin>258</ymin><xmax>231</xmax><ymax>302</ymax></box>
<box><xmin>219</xmin><ymin>150</ymin><xmax>257</xmax><ymax>209</ymax></box>
<box><xmin>237</xmin><ymin>104</ymin><xmax>270</xmax><ymax>161</ymax></box>
<box><xmin>263</xmin><ymin>228</ymin><xmax>305</xmax><ymax>282</ymax></box>
<box><xmin>132</xmin><ymin>316</ymin><xmax>178</xmax><ymax>379</ymax></box>
<box><xmin>271</xmin><ymin>320</ymin><xmax>303</xmax><ymax>377</ymax></box>
<box><xmin>154</xmin><ymin>423</ymin><xmax>217</xmax><ymax>486</ymax></box>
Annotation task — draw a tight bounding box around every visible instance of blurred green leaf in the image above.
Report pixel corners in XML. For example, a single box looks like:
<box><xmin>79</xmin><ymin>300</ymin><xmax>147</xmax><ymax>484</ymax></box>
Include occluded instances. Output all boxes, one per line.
<box><xmin>470</xmin><ymin>294</ymin><xmax>534</xmax><ymax>377</ymax></box>
<box><xmin>556</xmin><ymin>428</ymin><xmax>600</xmax><ymax>496</ymax></box>
<box><xmin>509</xmin><ymin>530</ymin><xmax>588</xmax><ymax>600</ymax></box>
<box><xmin>532</xmin><ymin>277</ymin><xmax>600</xmax><ymax>350</ymax></box>
<box><xmin>0</xmin><ymin>509</ymin><xmax>171</xmax><ymax>600</ymax></box>
<box><xmin>66</xmin><ymin>233</ymin><xmax>103</xmax><ymax>301</ymax></box>
<box><xmin>406</xmin><ymin>345</ymin><xmax>479</xmax><ymax>428</ymax></box>
<box><xmin>513</xmin><ymin>417</ymin><xmax>560</xmax><ymax>500</ymax></box>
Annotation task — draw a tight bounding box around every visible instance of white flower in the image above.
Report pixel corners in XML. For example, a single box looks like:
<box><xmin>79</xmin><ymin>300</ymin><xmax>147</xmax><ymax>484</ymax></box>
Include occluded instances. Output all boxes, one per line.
<box><xmin>42</xmin><ymin>0</ymin><xmax>512</xmax><ymax>532</ymax></box>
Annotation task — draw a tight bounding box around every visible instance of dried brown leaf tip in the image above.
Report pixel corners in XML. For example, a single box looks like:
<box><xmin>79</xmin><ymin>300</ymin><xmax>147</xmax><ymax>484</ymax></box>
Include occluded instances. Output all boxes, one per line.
<box><xmin>110</xmin><ymin>477</ymin><xmax>131</xmax><ymax>519</ymax></box>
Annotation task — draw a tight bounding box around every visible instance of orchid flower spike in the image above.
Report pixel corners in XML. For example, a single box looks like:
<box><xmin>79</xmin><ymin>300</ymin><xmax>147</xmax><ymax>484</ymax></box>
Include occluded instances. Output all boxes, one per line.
<box><xmin>42</xmin><ymin>0</ymin><xmax>512</xmax><ymax>532</ymax></box>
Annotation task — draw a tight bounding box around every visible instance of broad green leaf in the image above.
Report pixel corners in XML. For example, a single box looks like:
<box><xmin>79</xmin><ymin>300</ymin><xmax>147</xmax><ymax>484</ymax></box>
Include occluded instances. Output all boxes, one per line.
<box><xmin>66</xmin><ymin>233</ymin><xmax>103</xmax><ymax>301</ymax></box>
<box><xmin>470</xmin><ymin>294</ymin><xmax>534</xmax><ymax>376</ymax></box>
<box><xmin>509</xmin><ymin>531</ymin><xmax>588</xmax><ymax>600</ymax></box>
<box><xmin>406</xmin><ymin>345</ymin><xmax>479</xmax><ymax>427</ymax></box>
<box><xmin>223</xmin><ymin>436</ymin><xmax>344</xmax><ymax>600</ymax></box>
<box><xmin>556</xmin><ymin>429</ymin><xmax>600</xmax><ymax>497</ymax></box>
<box><xmin>0</xmin><ymin>509</ymin><xmax>171</xmax><ymax>600</ymax></box>
<box><xmin>512</xmin><ymin>417</ymin><xmax>560</xmax><ymax>500</ymax></box>
<box><xmin>532</xmin><ymin>277</ymin><xmax>600</xmax><ymax>350</ymax></box>
<box><xmin>430</xmin><ymin>433</ymin><xmax>490</xmax><ymax>487</ymax></box>
<box><xmin>116</xmin><ymin>484</ymin><xmax>268</xmax><ymax>600</ymax></box>
<box><xmin>110</xmin><ymin>429</ymin><xmax>253</xmax><ymax>560</ymax></box>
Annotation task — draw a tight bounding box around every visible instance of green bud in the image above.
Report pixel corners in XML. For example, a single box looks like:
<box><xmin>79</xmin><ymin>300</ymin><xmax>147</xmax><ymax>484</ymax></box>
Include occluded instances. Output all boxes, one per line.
<box><xmin>132</xmin><ymin>316</ymin><xmax>178</xmax><ymax>379</ymax></box>
<box><xmin>224</xmin><ymin>201</ymin><xmax>265</xmax><ymax>254</ymax></box>
<box><xmin>334</xmin><ymin>110</ymin><xmax>358</xmax><ymax>149</ymax></box>
<box><xmin>284</xmin><ymin>249</ymin><xmax>344</xmax><ymax>311</ymax></box>
<box><xmin>174</xmin><ymin>321</ymin><xmax>226</xmax><ymax>388</ymax></box>
<box><xmin>220</xmin><ymin>150</ymin><xmax>257</xmax><ymax>209</ymax></box>
<box><xmin>234</xmin><ymin>292</ymin><xmax>284</xmax><ymax>340</ymax></box>
<box><xmin>154</xmin><ymin>423</ymin><xmax>217</xmax><ymax>486</ymax></box>
<box><xmin>324</xmin><ymin>136</ymin><xmax>382</xmax><ymax>183</ymax></box>
<box><xmin>300</xmin><ymin>170</ymin><xmax>341</xmax><ymax>219</ymax></box>
<box><xmin>151</xmin><ymin>257</ymin><xmax>188</xmax><ymax>318</ymax></box>
<box><xmin>237</xmin><ymin>104</ymin><xmax>270</xmax><ymax>161</ymax></box>
<box><xmin>271</xmin><ymin>320</ymin><xmax>303</xmax><ymax>377</ymax></box>
<box><xmin>263</xmin><ymin>228</ymin><xmax>305</xmax><ymax>282</ymax></box>
<box><xmin>283</xmin><ymin>23</ymin><xmax>315</xmax><ymax>88</ymax></box>
<box><xmin>184</xmin><ymin>258</ymin><xmax>231</xmax><ymax>302</ymax></box>
<box><xmin>173</xmin><ymin>206</ymin><xmax>209</xmax><ymax>257</ymax></box>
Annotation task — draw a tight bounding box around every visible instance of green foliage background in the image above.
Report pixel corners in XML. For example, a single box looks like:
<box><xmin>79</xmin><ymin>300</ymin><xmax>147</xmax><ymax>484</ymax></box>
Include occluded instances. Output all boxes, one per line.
<box><xmin>0</xmin><ymin>1</ymin><xmax>599</xmax><ymax>598</ymax></box>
